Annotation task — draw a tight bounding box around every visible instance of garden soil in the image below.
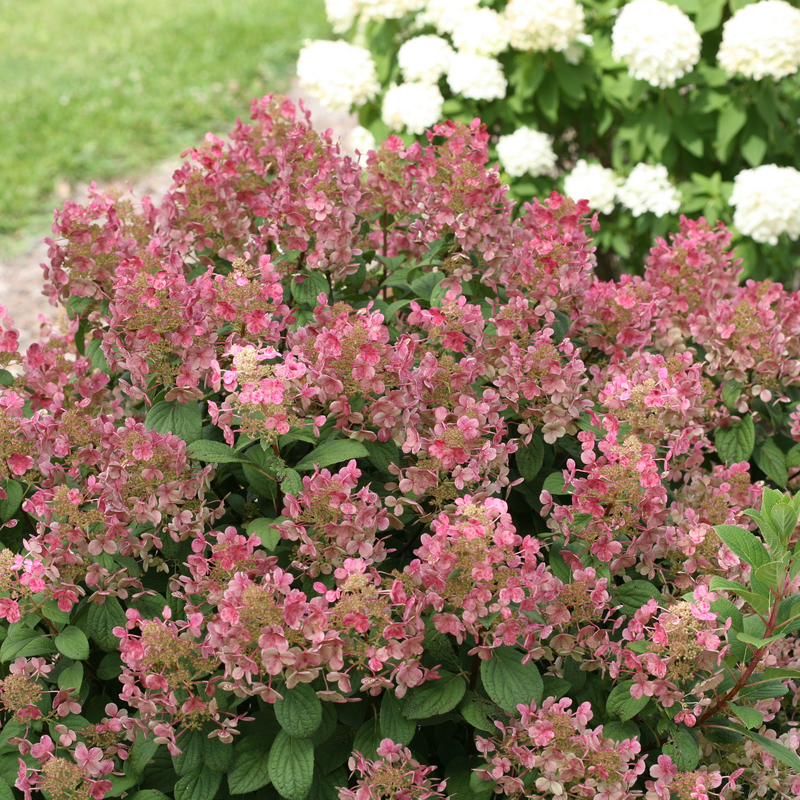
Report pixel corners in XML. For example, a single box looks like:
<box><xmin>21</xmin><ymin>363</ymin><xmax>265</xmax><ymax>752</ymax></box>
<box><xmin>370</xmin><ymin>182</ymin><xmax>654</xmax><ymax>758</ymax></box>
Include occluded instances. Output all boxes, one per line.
<box><xmin>0</xmin><ymin>87</ymin><xmax>358</xmax><ymax>353</ymax></box>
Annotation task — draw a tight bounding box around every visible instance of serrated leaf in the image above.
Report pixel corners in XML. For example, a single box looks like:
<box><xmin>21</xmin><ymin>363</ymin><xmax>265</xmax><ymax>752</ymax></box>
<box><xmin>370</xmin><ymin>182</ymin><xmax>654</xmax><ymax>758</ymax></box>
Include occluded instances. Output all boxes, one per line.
<box><xmin>315</xmin><ymin>727</ymin><xmax>354</xmax><ymax>776</ymax></box>
<box><xmin>57</xmin><ymin>662</ymin><xmax>83</xmax><ymax>692</ymax></box>
<box><xmin>352</xmin><ymin>717</ymin><xmax>381</xmax><ymax>761</ymax></box>
<box><xmin>125</xmin><ymin>792</ymin><xmax>171</xmax><ymax>800</ymax></box>
<box><xmin>380</xmin><ymin>691</ymin><xmax>416</xmax><ymax>745</ymax></box>
<box><xmin>736</xmin><ymin>632</ymin><xmax>785</xmax><ymax>649</ymax></box>
<box><xmin>145</xmin><ymin>400</ymin><xmax>202</xmax><ymax>444</ymax></box>
<box><xmin>97</xmin><ymin>652</ymin><xmax>123</xmax><ymax>680</ymax></box>
<box><xmin>281</xmin><ymin>468</ymin><xmax>303</xmax><ymax>497</ymax></box>
<box><xmin>480</xmin><ymin>648</ymin><xmax>543</xmax><ymax>715</ymax></box>
<box><xmin>173</xmin><ymin>729</ymin><xmax>204</xmax><ymax>778</ymax></box>
<box><xmin>714</xmin><ymin>416</ymin><xmax>754</xmax><ymax>464</ymax></box>
<box><xmin>721</xmin><ymin>380</ymin><xmax>742</xmax><ymax>410</ymax></box>
<box><xmin>295</xmin><ymin>439</ymin><xmax>368</xmax><ymax>472</ymax></box>
<box><xmin>714</xmin><ymin>525</ymin><xmax>770</xmax><ymax>571</ymax></box>
<box><xmin>275</xmin><ymin>683</ymin><xmax>322</xmax><ymax>739</ymax></box>
<box><xmin>291</xmin><ymin>272</ymin><xmax>329</xmax><ymax>306</ymax></box>
<box><xmin>127</xmin><ymin>733</ymin><xmax>160</xmax><ymax>781</ymax></box>
<box><xmin>516</xmin><ymin>436</ymin><xmax>544</xmax><ymax>481</ymax></box>
<box><xmin>174</xmin><ymin>765</ymin><xmax>222</xmax><ymax>800</ymax></box>
<box><xmin>603</xmin><ymin>721</ymin><xmax>639</xmax><ymax>743</ymax></box>
<box><xmin>227</xmin><ymin>737</ymin><xmax>272</xmax><ymax>795</ymax></box>
<box><xmin>403</xmin><ymin>672</ymin><xmax>466</xmax><ymax>719</ymax></box>
<box><xmin>55</xmin><ymin>626</ymin><xmax>90</xmax><ymax>661</ymax></box>
<box><xmin>738</xmin><ymin>679</ymin><xmax>788</xmax><ymax>700</ymax></box>
<box><xmin>311</xmin><ymin>702</ymin><xmax>338</xmax><ymax>747</ymax></box>
<box><xmin>768</xmin><ymin>504</ymin><xmax>798</xmax><ymax>541</ymax></box>
<box><xmin>248</xmin><ymin>518</ymin><xmax>281</xmax><ymax>551</ymax></box>
<box><xmin>203</xmin><ymin>734</ymin><xmax>232</xmax><ymax>774</ymax></box>
<box><xmin>709</xmin><ymin>576</ymin><xmax>769</xmax><ymax>615</ymax></box>
<box><xmin>606</xmin><ymin>681</ymin><xmax>649</xmax><ymax>721</ymax></box>
<box><xmin>361</xmin><ymin>439</ymin><xmax>401</xmax><ymax>475</ymax></box>
<box><xmin>458</xmin><ymin>692</ymin><xmax>503</xmax><ymax>733</ymax></box>
<box><xmin>0</xmin><ymin>370</ymin><xmax>13</xmax><ymax>387</ymax></box>
<box><xmin>754</xmin><ymin>439</ymin><xmax>789</xmax><ymax>487</ymax></box>
<box><xmin>87</xmin><ymin>597</ymin><xmax>126</xmax><ymax>652</ymax></box>
<box><xmin>541</xmin><ymin>472</ymin><xmax>569</xmax><ymax>495</ymax></box>
<box><xmin>0</xmin><ymin>480</ymin><xmax>23</xmax><ymax>522</ymax></box>
<box><xmin>662</xmin><ymin>725</ymin><xmax>699</xmax><ymax>771</ymax></box>
<box><xmin>754</xmin><ymin>561</ymin><xmax>786</xmax><ymax>591</ymax></box>
<box><xmin>742</xmin><ymin>729</ymin><xmax>800</xmax><ymax>771</ymax></box>
<box><xmin>268</xmin><ymin>730</ymin><xmax>314</xmax><ymax>800</ymax></box>
<box><xmin>186</xmin><ymin>440</ymin><xmax>243</xmax><ymax>464</ymax></box>
<box><xmin>615</xmin><ymin>581</ymin><xmax>660</xmax><ymax>614</ymax></box>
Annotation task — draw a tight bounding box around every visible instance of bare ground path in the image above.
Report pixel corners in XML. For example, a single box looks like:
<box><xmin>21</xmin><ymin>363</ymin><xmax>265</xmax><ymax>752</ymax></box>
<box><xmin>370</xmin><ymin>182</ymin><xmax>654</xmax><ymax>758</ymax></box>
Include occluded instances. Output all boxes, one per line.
<box><xmin>0</xmin><ymin>88</ymin><xmax>357</xmax><ymax>352</ymax></box>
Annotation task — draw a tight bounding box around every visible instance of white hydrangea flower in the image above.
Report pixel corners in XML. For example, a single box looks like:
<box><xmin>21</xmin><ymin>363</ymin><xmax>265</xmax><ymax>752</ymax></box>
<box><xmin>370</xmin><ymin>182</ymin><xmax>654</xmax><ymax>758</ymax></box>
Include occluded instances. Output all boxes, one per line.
<box><xmin>496</xmin><ymin>127</ymin><xmax>557</xmax><ymax>178</ymax></box>
<box><xmin>617</xmin><ymin>163</ymin><xmax>681</xmax><ymax>217</ymax></box>
<box><xmin>451</xmin><ymin>8</ymin><xmax>510</xmax><ymax>57</ymax></box>
<box><xmin>447</xmin><ymin>52</ymin><xmax>507</xmax><ymax>100</ymax></box>
<box><xmin>611</xmin><ymin>0</ymin><xmax>701</xmax><ymax>88</ymax></box>
<box><xmin>347</xmin><ymin>125</ymin><xmax>377</xmax><ymax>157</ymax></box>
<box><xmin>297</xmin><ymin>40</ymin><xmax>380</xmax><ymax>111</ymax></box>
<box><xmin>718</xmin><ymin>0</ymin><xmax>800</xmax><ymax>80</ymax></box>
<box><xmin>325</xmin><ymin>0</ymin><xmax>360</xmax><ymax>32</ymax></box>
<box><xmin>420</xmin><ymin>0</ymin><xmax>481</xmax><ymax>35</ymax></box>
<box><xmin>730</xmin><ymin>165</ymin><xmax>800</xmax><ymax>244</ymax></box>
<box><xmin>397</xmin><ymin>35</ymin><xmax>454</xmax><ymax>84</ymax></box>
<box><xmin>382</xmin><ymin>83</ymin><xmax>444</xmax><ymax>134</ymax></box>
<box><xmin>505</xmin><ymin>0</ymin><xmax>586</xmax><ymax>53</ymax></box>
<box><xmin>563</xmin><ymin>160</ymin><xmax>620</xmax><ymax>214</ymax></box>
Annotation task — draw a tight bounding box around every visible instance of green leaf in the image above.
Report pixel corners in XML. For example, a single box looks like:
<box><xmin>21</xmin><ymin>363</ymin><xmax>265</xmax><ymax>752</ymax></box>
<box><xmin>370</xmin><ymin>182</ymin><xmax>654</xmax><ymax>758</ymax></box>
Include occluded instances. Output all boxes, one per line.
<box><xmin>186</xmin><ymin>439</ymin><xmax>243</xmax><ymax>464</ymax></box>
<box><xmin>228</xmin><ymin>737</ymin><xmax>272</xmax><ymax>795</ymax></box>
<box><xmin>248</xmin><ymin>518</ymin><xmax>281</xmax><ymax>551</ymax></box>
<box><xmin>409</xmin><ymin>271</ymin><xmax>442</xmax><ymax>302</ymax></box>
<box><xmin>361</xmin><ymin>439</ymin><xmax>401</xmax><ymax>475</ymax></box>
<box><xmin>615</xmin><ymin>581</ymin><xmax>661</xmax><ymax>615</ymax></box>
<box><xmin>741</xmin><ymin>133</ymin><xmax>767</xmax><ymax>168</ymax></box>
<box><xmin>754</xmin><ymin>439</ymin><xmax>789</xmax><ymax>487</ymax></box>
<box><xmin>127</xmin><ymin>733</ymin><xmax>161</xmax><ymax>781</ymax></box>
<box><xmin>403</xmin><ymin>671</ymin><xmax>466</xmax><ymax>719</ymax></box>
<box><xmin>459</xmin><ymin>692</ymin><xmax>504</xmax><ymax>733</ymax></box>
<box><xmin>0</xmin><ymin>625</ymin><xmax>56</xmax><ymax>662</ymax></box>
<box><xmin>716</xmin><ymin>102</ymin><xmax>747</xmax><ymax>161</ymax></box>
<box><xmin>729</xmin><ymin>704</ymin><xmax>764</xmax><ymax>729</ymax></box>
<box><xmin>268</xmin><ymin>730</ymin><xmax>314</xmax><ymax>800</ymax></box>
<box><xmin>516</xmin><ymin>436</ymin><xmax>544</xmax><ymax>481</ymax></box>
<box><xmin>55</xmin><ymin>626</ymin><xmax>90</xmax><ymax>661</ymax></box>
<box><xmin>125</xmin><ymin>792</ymin><xmax>171</xmax><ymax>800</ymax></box>
<box><xmin>736</xmin><ymin>632</ymin><xmax>785</xmax><ymax>649</ymax></box>
<box><xmin>714</xmin><ymin>416</ymin><xmax>754</xmax><ymax>464</ymax></box>
<box><xmin>738</xmin><ymin>679</ymin><xmax>788</xmax><ymax>699</ymax></box>
<box><xmin>97</xmin><ymin>652</ymin><xmax>123</xmax><ymax>680</ymax></box>
<box><xmin>291</xmin><ymin>272</ymin><xmax>329</xmax><ymax>306</ymax></box>
<box><xmin>0</xmin><ymin>370</ymin><xmax>13</xmax><ymax>388</ymax></box>
<box><xmin>541</xmin><ymin>472</ymin><xmax>570</xmax><ymax>495</ymax></box>
<box><xmin>174</xmin><ymin>765</ymin><xmax>222</xmax><ymax>800</ymax></box>
<box><xmin>754</xmin><ymin>561</ymin><xmax>786</xmax><ymax>591</ymax></box>
<box><xmin>0</xmin><ymin>480</ymin><xmax>23</xmax><ymax>522</ymax></box>
<box><xmin>662</xmin><ymin>725</ymin><xmax>700</xmax><ymax>771</ymax></box>
<box><xmin>203</xmin><ymin>734</ymin><xmax>232</xmax><ymax>774</ymax></box>
<box><xmin>603</xmin><ymin>721</ymin><xmax>640</xmax><ymax>743</ymax></box>
<box><xmin>87</xmin><ymin>597</ymin><xmax>127</xmax><ymax>652</ymax></box>
<box><xmin>173</xmin><ymin>729</ymin><xmax>205</xmax><ymax>777</ymax></box>
<box><xmin>721</xmin><ymin>380</ymin><xmax>742</xmax><ymax>410</ymax></box>
<box><xmin>352</xmin><ymin>717</ymin><xmax>381</xmax><ymax>761</ymax></box>
<box><xmin>714</xmin><ymin>525</ymin><xmax>770</xmax><ymax>571</ymax></box>
<box><xmin>275</xmin><ymin>683</ymin><xmax>322</xmax><ymax>739</ymax></box>
<box><xmin>695</xmin><ymin>0</ymin><xmax>725</xmax><ymax>32</ymax></box>
<box><xmin>606</xmin><ymin>681</ymin><xmax>649</xmax><ymax>722</ymax></box>
<box><xmin>145</xmin><ymin>400</ymin><xmax>202</xmax><ymax>444</ymax></box>
<box><xmin>294</xmin><ymin>439</ymin><xmax>369</xmax><ymax>472</ymax></box>
<box><xmin>281</xmin><ymin>469</ymin><xmax>304</xmax><ymax>497</ymax></box>
<box><xmin>380</xmin><ymin>691</ymin><xmax>416</xmax><ymax>745</ymax></box>
<box><xmin>480</xmin><ymin>648</ymin><xmax>543</xmax><ymax>715</ymax></box>
<box><xmin>57</xmin><ymin>662</ymin><xmax>84</xmax><ymax>692</ymax></box>
<box><xmin>768</xmin><ymin>503</ymin><xmax>798</xmax><ymax>541</ymax></box>
<box><xmin>741</xmin><ymin>728</ymin><xmax>800</xmax><ymax>772</ymax></box>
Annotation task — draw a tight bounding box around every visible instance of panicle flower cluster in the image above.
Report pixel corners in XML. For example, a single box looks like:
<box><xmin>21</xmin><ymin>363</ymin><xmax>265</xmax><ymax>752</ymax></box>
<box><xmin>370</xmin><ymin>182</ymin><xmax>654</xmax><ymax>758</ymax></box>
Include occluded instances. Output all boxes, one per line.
<box><xmin>610</xmin><ymin>0</ymin><xmax>702</xmax><ymax>89</ymax></box>
<box><xmin>563</xmin><ymin>160</ymin><xmax>620</xmax><ymax>215</ymax></box>
<box><xmin>617</xmin><ymin>163</ymin><xmax>682</xmax><ymax>218</ymax></box>
<box><xmin>397</xmin><ymin>34</ymin><xmax>454</xmax><ymax>84</ymax></box>
<box><xmin>718</xmin><ymin>0</ymin><xmax>800</xmax><ymax>80</ymax></box>
<box><xmin>325</xmin><ymin>0</ymin><xmax>426</xmax><ymax>31</ymax></box>
<box><xmin>446</xmin><ymin>52</ymin><xmax>507</xmax><ymax>100</ymax></box>
<box><xmin>296</xmin><ymin>40</ymin><xmax>380</xmax><ymax>111</ymax></box>
<box><xmin>419</xmin><ymin>0</ymin><xmax>481</xmax><ymax>35</ymax></box>
<box><xmin>451</xmin><ymin>7</ymin><xmax>509</xmax><ymax>57</ymax></box>
<box><xmin>729</xmin><ymin>164</ymin><xmax>800</xmax><ymax>244</ymax></box>
<box><xmin>475</xmin><ymin>697</ymin><xmax>646</xmax><ymax>797</ymax></box>
<box><xmin>496</xmin><ymin>127</ymin><xmax>557</xmax><ymax>178</ymax></box>
<box><xmin>504</xmin><ymin>0</ymin><xmax>586</xmax><ymax>53</ymax></box>
<box><xmin>382</xmin><ymin>82</ymin><xmax>445</xmax><ymax>134</ymax></box>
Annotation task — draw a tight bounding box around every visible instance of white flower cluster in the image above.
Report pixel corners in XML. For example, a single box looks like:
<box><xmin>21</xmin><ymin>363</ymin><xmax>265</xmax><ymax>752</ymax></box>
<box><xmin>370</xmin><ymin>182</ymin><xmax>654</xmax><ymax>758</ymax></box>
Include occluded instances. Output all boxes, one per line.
<box><xmin>563</xmin><ymin>160</ymin><xmax>620</xmax><ymax>214</ymax></box>
<box><xmin>505</xmin><ymin>0</ymin><xmax>586</xmax><ymax>53</ymax></box>
<box><xmin>617</xmin><ymin>163</ymin><xmax>681</xmax><ymax>217</ymax></box>
<box><xmin>347</xmin><ymin>125</ymin><xmax>377</xmax><ymax>158</ymax></box>
<box><xmin>451</xmin><ymin>8</ymin><xmax>509</xmax><ymax>56</ymax></box>
<box><xmin>297</xmin><ymin>40</ymin><xmax>380</xmax><ymax>111</ymax></box>
<box><xmin>730</xmin><ymin>165</ymin><xmax>800</xmax><ymax>244</ymax></box>
<box><xmin>382</xmin><ymin>83</ymin><xmax>445</xmax><ymax>134</ymax></box>
<box><xmin>325</xmin><ymin>0</ymin><xmax>426</xmax><ymax>31</ymax></box>
<box><xmin>397</xmin><ymin>35</ymin><xmax>454</xmax><ymax>83</ymax></box>
<box><xmin>421</xmin><ymin>0</ymin><xmax>480</xmax><ymax>35</ymax></box>
<box><xmin>325</xmin><ymin>0</ymin><xmax>359</xmax><ymax>32</ymax></box>
<box><xmin>447</xmin><ymin>52</ymin><xmax>507</xmax><ymax>100</ymax></box>
<box><xmin>496</xmin><ymin>127</ymin><xmax>557</xmax><ymax>178</ymax></box>
<box><xmin>611</xmin><ymin>0</ymin><xmax>701</xmax><ymax>88</ymax></box>
<box><xmin>718</xmin><ymin>0</ymin><xmax>800</xmax><ymax>80</ymax></box>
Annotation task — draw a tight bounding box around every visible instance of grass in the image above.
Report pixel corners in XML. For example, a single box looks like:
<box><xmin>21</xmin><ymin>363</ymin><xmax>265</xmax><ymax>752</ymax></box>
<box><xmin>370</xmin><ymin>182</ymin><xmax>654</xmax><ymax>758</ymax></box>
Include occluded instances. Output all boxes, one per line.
<box><xmin>0</xmin><ymin>0</ymin><xmax>331</xmax><ymax>248</ymax></box>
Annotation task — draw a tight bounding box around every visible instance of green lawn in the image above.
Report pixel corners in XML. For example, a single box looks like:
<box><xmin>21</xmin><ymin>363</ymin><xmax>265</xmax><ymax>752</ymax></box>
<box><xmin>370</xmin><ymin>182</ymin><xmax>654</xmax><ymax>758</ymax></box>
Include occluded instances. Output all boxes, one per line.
<box><xmin>0</xmin><ymin>0</ymin><xmax>331</xmax><ymax>246</ymax></box>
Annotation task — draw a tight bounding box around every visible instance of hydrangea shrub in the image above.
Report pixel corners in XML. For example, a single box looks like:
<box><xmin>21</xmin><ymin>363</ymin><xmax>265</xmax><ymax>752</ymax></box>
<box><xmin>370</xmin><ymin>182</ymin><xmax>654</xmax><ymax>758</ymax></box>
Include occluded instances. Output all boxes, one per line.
<box><xmin>299</xmin><ymin>0</ymin><xmax>800</xmax><ymax>283</ymax></box>
<box><xmin>1</xmin><ymin>98</ymin><xmax>800</xmax><ymax>800</ymax></box>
